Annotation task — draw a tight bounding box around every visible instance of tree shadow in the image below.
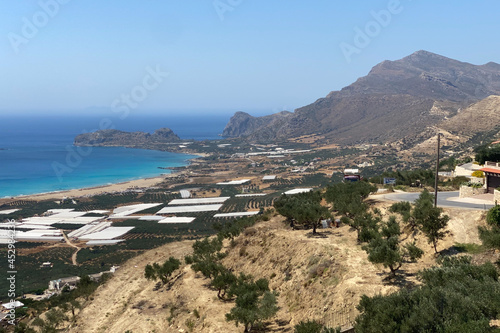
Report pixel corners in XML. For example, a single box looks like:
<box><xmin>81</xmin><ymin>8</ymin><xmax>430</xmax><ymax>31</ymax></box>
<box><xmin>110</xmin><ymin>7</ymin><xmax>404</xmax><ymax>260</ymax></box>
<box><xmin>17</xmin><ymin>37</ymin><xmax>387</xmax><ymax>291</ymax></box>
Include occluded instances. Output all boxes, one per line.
<box><xmin>439</xmin><ymin>246</ymin><xmax>462</xmax><ymax>257</ymax></box>
<box><xmin>253</xmin><ymin>320</ymin><xmax>293</xmax><ymax>332</ymax></box>
<box><xmin>377</xmin><ymin>269</ymin><xmax>417</xmax><ymax>289</ymax></box>
<box><xmin>305</xmin><ymin>230</ymin><xmax>333</xmax><ymax>238</ymax></box>
<box><xmin>365</xmin><ymin>199</ymin><xmax>379</xmax><ymax>206</ymax></box>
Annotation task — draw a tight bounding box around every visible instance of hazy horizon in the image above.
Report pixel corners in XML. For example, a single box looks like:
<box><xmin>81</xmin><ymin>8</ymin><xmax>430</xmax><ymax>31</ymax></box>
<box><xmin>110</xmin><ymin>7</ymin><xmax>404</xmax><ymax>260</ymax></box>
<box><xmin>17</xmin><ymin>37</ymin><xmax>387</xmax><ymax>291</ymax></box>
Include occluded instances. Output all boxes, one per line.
<box><xmin>2</xmin><ymin>1</ymin><xmax>500</xmax><ymax>115</ymax></box>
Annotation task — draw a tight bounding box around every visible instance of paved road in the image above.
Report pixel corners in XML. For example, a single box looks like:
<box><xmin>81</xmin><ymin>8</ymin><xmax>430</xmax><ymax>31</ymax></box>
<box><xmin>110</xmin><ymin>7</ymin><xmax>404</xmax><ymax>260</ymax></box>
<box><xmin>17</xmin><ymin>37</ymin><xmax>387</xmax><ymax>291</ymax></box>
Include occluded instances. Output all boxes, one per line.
<box><xmin>379</xmin><ymin>191</ymin><xmax>495</xmax><ymax>210</ymax></box>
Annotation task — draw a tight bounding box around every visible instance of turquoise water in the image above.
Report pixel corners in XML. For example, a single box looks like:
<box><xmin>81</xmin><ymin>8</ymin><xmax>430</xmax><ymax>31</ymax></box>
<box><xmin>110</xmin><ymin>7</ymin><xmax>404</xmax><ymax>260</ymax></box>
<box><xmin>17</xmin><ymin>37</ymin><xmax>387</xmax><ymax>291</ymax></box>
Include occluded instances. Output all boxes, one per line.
<box><xmin>0</xmin><ymin>114</ymin><xmax>229</xmax><ymax>198</ymax></box>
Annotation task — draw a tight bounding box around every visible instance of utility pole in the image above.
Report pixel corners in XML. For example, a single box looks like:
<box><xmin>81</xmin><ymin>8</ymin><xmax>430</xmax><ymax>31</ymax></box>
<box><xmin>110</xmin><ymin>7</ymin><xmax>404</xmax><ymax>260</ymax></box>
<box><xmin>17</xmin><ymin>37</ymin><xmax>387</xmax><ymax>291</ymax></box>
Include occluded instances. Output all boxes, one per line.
<box><xmin>434</xmin><ymin>133</ymin><xmax>441</xmax><ymax>207</ymax></box>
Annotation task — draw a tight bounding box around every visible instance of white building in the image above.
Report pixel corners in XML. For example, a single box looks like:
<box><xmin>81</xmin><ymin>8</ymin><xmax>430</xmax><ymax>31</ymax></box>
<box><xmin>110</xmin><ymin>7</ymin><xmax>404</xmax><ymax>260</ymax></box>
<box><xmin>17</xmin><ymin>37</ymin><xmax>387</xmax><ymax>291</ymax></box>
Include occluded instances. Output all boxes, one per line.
<box><xmin>454</xmin><ymin>163</ymin><xmax>482</xmax><ymax>177</ymax></box>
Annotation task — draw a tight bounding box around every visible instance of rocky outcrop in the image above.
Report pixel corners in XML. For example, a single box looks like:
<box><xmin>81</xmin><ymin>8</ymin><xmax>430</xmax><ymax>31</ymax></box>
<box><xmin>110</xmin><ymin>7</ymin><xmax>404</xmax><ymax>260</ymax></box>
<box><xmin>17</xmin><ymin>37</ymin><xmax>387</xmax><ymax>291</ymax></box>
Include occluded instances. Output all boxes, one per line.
<box><xmin>440</xmin><ymin>95</ymin><xmax>500</xmax><ymax>136</ymax></box>
<box><xmin>74</xmin><ymin>128</ymin><xmax>180</xmax><ymax>147</ymax></box>
<box><xmin>222</xmin><ymin>50</ymin><xmax>500</xmax><ymax>144</ymax></box>
<box><xmin>222</xmin><ymin>111</ymin><xmax>292</xmax><ymax>138</ymax></box>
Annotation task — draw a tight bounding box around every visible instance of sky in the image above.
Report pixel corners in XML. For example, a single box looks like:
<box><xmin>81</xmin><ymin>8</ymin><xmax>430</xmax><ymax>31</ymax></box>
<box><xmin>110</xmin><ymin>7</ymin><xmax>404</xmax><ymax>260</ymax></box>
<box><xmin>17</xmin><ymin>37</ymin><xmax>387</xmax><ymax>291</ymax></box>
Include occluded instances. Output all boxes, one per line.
<box><xmin>1</xmin><ymin>0</ymin><xmax>500</xmax><ymax>116</ymax></box>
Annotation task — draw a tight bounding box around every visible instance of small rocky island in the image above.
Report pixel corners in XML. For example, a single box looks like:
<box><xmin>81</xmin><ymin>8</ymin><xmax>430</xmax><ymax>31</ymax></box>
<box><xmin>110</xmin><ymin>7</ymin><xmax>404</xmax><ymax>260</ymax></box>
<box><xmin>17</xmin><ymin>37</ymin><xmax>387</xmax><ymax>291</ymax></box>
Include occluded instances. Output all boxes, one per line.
<box><xmin>74</xmin><ymin>128</ymin><xmax>181</xmax><ymax>149</ymax></box>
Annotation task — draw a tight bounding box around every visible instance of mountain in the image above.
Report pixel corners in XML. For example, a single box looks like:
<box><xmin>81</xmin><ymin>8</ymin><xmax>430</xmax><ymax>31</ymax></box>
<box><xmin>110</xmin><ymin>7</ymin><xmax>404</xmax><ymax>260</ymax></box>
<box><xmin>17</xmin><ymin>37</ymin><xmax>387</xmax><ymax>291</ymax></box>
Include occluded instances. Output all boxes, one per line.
<box><xmin>222</xmin><ymin>111</ymin><xmax>293</xmax><ymax>139</ymax></box>
<box><xmin>223</xmin><ymin>51</ymin><xmax>500</xmax><ymax>144</ymax></box>
<box><xmin>74</xmin><ymin>128</ymin><xmax>180</xmax><ymax>148</ymax></box>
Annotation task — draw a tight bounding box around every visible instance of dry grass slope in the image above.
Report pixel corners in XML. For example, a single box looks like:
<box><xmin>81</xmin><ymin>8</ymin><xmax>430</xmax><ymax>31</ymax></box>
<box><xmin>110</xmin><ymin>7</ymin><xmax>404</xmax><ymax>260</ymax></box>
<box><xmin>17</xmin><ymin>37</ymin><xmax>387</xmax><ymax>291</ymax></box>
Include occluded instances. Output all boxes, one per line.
<box><xmin>67</xmin><ymin>201</ymin><xmax>488</xmax><ymax>333</ymax></box>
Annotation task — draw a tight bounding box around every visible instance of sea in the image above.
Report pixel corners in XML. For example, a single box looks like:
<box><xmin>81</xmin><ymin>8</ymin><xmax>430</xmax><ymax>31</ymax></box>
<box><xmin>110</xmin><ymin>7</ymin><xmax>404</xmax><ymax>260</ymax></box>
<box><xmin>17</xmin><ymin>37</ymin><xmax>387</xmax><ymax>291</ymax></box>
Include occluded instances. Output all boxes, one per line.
<box><xmin>0</xmin><ymin>113</ymin><xmax>231</xmax><ymax>198</ymax></box>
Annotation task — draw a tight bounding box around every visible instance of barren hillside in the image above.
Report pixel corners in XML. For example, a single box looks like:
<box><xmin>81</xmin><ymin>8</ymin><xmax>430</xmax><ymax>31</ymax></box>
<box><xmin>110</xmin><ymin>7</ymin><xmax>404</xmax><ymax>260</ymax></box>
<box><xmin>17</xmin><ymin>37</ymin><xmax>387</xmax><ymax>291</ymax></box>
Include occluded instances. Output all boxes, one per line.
<box><xmin>66</xmin><ymin>201</ymin><xmax>487</xmax><ymax>333</ymax></box>
<box><xmin>440</xmin><ymin>95</ymin><xmax>500</xmax><ymax>136</ymax></box>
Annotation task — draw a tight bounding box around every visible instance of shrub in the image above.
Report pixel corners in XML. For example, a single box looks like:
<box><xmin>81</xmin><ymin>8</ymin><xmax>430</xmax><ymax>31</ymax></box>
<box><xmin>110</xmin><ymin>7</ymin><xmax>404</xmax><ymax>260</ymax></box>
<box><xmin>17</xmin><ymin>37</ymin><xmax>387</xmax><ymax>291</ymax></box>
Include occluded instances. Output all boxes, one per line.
<box><xmin>294</xmin><ymin>320</ymin><xmax>340</xmax><ymax>333</ymax></box>
<box><xmin>461</xmin><ymin>182</ymin><xmax>483</xmax><ymax>188</ymax></box>
<box><xmin>471</xmin><ymin>170</ymin><xmax>484</xmax><ymax>177</ymax></box>
<box><xmin>404</xmin><ymin>241</ymin><xmax>424</xmax><ymax>262</ymax></box>
<box><xmin>308</xmin><ymin>260</ymin><xmax>333</xmax><ymax>279</ymax></box>
<box><xmin>243</xmin><ymin>227</ymin><xmax>258</xmax><ymax>237</ymax></box>
<box><xmin>355</xmin><ymin>257</ymin><xmax>500</xmax><ymax>332</ymax></box>
<box><xmin>144</xmin><ymin>257</ymin><xmax>181</xmax><ymax>285</ymax></box>
<box><xmin>487</xmin><ymin>205</ymin><xmax>500</xmax><ymax>227</ymax></box>
<box><xmin>225</xmin><ymin>275</ymin><xmax>279</xmax><ymax>332</ymax></box>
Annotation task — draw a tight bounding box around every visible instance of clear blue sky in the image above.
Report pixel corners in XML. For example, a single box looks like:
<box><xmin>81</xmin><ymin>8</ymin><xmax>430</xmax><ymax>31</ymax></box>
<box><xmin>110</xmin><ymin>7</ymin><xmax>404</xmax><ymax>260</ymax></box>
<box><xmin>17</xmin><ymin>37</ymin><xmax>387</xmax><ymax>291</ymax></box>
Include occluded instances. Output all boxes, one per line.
<box><xmin>1</xmin><ymin>0</ymin><xmax>500</xmax><ymax>116</ymax></box>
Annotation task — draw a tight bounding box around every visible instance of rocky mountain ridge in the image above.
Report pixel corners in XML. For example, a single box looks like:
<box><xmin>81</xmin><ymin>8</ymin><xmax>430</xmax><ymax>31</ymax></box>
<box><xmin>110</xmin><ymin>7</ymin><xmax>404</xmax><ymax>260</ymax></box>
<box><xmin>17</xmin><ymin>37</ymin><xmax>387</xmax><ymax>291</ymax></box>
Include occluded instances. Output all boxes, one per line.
<box><xmin>223</xmin><ymin>50</ymin><xmax>500</xmax><ymax>145</ymax></box>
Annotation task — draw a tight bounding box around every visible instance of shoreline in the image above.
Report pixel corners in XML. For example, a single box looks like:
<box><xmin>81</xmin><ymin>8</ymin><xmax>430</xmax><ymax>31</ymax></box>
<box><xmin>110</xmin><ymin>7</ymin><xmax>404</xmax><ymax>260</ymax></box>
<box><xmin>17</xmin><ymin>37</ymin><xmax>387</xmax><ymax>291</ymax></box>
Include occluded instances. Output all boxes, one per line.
<box><xmin>0</xmin><ymin>173</ymin><xmax>186</xmax><ymax>203</ymax></box>
<box><xmin>0</xmin><ymin>148</ymin><xmax>207</xmax><ymax>203</ymax></box>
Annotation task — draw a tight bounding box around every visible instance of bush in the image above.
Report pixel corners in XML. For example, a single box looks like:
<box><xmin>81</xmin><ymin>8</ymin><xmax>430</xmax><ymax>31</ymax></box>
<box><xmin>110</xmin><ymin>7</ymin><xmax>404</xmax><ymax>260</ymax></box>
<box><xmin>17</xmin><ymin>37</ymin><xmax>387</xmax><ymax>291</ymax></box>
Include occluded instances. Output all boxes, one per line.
<box><xmin>479</xmin><ymin>226</ymin><xmax>500</xmax><ymax>249</ymax></box>
<box><xmin>355</xmin><ymin>257</ymin><xmax>500</xmax><ymax>332</ymax></box>
<box><xmin>369</xmin><ymin>169</ymin><xmax>435</xmax><ymax>187</ymax></box>
<box><xmin>471</xmin><ymin>170</ymin><xmax>484</xmax><ymax>177</ymax></box>
<box><xmin>144</xmin><ymin>257</ymin><xmax>181</xmax><ymax>285</ymax></box>
<box><xmin>462</xmin><ymin>182</ymin><xmax>483</xmax><ymax>188</ymax></box>
<box><xmin>404</xmin><ymin>242</ymin><xmax>424</xmax><ymax>262</ymax></box>
<box><xmin>487</xmin><ymin>205</ymin><xmax>500</xmax><ymax>227</ymax></box>
<box><xmin>308</xmin><ymin>260</ymin><xmax>333</xmax><ymax>279</ymax></box>
<box><xmin>225</xmin><ymin>275</ymin><xmax>279</xmax><ymax>332</ymax></box>
<box><xmin>480</xmin><ymin>203</ymin><xmax>500</xmax><ymax>249</ymax></box>
<box><xmin>475</xmin><ymin>144</ymin><xmax>500</xmax><ymax>164</ymax></box>
<box><xmin>243</xmin><ymin>228</ymin><xmax>258</xmax><ymax>237</ymax></box>
<box><xmin>294</xmin><ymin>320</ymin><xmax>340</xmax><ymax>333</ymax></box>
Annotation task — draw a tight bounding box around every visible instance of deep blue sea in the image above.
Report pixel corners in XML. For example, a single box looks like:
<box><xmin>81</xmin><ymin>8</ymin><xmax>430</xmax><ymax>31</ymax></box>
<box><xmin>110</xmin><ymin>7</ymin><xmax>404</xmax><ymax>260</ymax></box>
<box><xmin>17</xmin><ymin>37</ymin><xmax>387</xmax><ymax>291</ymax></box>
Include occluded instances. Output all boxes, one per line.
<box><xmin>0</xmin><ymin>113</ymin><xmax>230</xmax><ymax>198</ymax></box>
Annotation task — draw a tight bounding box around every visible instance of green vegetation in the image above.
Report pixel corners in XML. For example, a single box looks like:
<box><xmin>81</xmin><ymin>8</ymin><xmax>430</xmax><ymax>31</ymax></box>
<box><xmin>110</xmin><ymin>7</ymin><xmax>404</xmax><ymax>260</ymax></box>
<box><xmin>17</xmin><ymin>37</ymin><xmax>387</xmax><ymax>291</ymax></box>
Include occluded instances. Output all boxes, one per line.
<box><xmin>479</xmin><ymin>205</ymin><xmax>500</xmax><ymax>249</ymax></box>
<box><xmin>355</xmin><ymin>257</ymin><xmax>500</xmax><ymax>332</ymax></box>
<box><xmin>144</xmin><ymin>257</ymin><xmax>181</xmax><ymax>285</ymax></box>
<box><xmin>16</xmin><ymin>274</ymin><xmax>110</xmax><ymax>331</ymax></box>
<box><xmin>32</xmin><ymin>308</ymin><xmax>68</xmax><ymax>332</ymax></box>
<box><xmin>274</xmin><ymin>191</ymin><xmax>331</xmax><ymax>234</ymax></box>
<box><xmin>0</xmin><ymin>191</ymin><xmax>274</xmax><ymax>296</ymax></box>
<box><xmin>225</xmin><ymin>274</ymin><xmax>279</xmax><ymax>332</ymax></box>
<box><xmin>324</xmin><ymin>182</ymin><xmax>376</xmax><ymax>216</ymax></box>
<box><xmin>268</xmin><ymin>173</ymin><xmax>331</xmax><ymax>191</ymax></box>
<box><xmin>211</xmin><ymin>268</ymin><xmax>238</xmax><ymax>300</ymax></box>
<box><xmin>475</xmin><ymin>143</ymin><xmax>500</xmax><ymax>164</ymax></box>
<box><xmin>389</xmin><ymin>201</ymin><xmax>411</xmax><ymax>225</ymax></box>
<box><xmin>349</xmin><ymin>212</ymin><xmax>380</xmax><ymax>243</ymax></box>
<box><xmin>185</xmin><ymin>236</ymin><xmax>226</xmax><ymax>279</ymax></box>
<box><xmin>363</xmin><ymin>216</ymin><xmax>423</xmax><ymax>276</ymax></box>
<box><xmin>294</xmin><ymin>320</ymin><xmax>340</xmax><ymax>333</ymax></box>
<box><xmin>324</xmin><ymin>182</ymin><xmax>377</xmax><ymax>241</ymax></box>
<box><xmin>454</xmin><ymin>242</ymin><xmax>484</xmax><ymax>254</ymax></box>
<box><xmin>462</xmin><ymin>181</ymin><xmax>483</xmax><ymax>188</ymax></box>
<box><xmin>487</xmin><ymin>205</ymin><xmax>500</xmax><ymax>227</ymax></box>
<box><xmin>413</xmin><ymin>190</ymin><xmax>449</xmax><ymax>253</ymax></box>
<box><xmin>369</xmin><ymin>169</ymin><xmax>435</xmax><ymax>187</ymax></box>
<box><xmin>182</xmin><ymin>215</ymin><xmax>278</xmax><ymax>331</ymax></box>
<box><xmin>390</xmin><ymin>190</ymin><xmax>449</xmax><ymax>253</ymax></box>
<box><xmin>471</xmin><ymin>170</ymin><xmax>485</xmax><ymax>177</ymax></box>
<box><xmin>445</xmin><ymin>175</ymin><xmax>472</xmax><ymax>189</ymax></box>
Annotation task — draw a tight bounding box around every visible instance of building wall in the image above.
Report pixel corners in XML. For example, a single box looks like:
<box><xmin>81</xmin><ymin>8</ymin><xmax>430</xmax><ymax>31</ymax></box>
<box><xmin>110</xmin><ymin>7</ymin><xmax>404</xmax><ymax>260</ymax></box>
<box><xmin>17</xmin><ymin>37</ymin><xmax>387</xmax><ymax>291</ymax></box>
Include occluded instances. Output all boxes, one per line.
<box><xmin>459</xmin><ymin>185</ymin><xmax>486</xmax><ymax>198</ymax></box>
<box><xmin>495</xmin><ymin>190</ymin><xmax>500</xmax><ymax>204</ymax></box>
<box><xmin>454</xmin><ymin>163</ymin><xmax>482</xmax><ymax>177</ymax></box>
<box><xmin>470</xmin><ymin>177</ymin><xmax>485</xmax><ymax>185</ymax></box>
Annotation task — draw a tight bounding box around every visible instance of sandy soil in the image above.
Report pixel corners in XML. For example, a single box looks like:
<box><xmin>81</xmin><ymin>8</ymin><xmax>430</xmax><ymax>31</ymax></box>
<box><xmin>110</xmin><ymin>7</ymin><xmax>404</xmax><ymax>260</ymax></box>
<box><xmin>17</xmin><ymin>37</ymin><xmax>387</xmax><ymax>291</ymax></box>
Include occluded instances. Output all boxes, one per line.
<box><xmin>66</xmin><ymin>239</ymin><xmax>241</xmax><ymax>333</ymax></box>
